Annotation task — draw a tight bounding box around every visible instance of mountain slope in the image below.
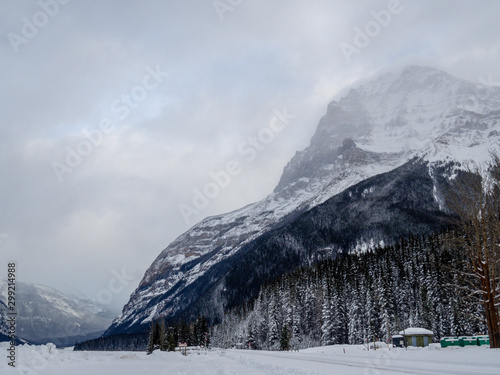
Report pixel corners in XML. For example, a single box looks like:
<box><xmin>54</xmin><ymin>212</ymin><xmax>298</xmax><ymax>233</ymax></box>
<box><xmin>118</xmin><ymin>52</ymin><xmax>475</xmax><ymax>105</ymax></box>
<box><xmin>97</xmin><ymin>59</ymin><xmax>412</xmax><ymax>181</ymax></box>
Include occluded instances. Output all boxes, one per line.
<box><xmin>106</xmin><ymin>66</ymin><xmax>500</xmax><ymax>336</ymax></box>
<box><xmin>0</xmin><ymin>280</ymin><xmax>117</xmax><ymax>346</ymax></box>
<box><xmin>151</xmin><ymin>157</ymin><xmax>452</xmax><ymax>326</ymax></box>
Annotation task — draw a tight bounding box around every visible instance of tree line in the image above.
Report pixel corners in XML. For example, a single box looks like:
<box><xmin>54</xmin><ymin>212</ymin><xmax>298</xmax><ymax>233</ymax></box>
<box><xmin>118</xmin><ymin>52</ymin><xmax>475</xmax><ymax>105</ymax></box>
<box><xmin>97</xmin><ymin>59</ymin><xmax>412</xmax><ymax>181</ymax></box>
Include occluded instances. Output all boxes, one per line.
<box><xmin>147</xmin><ymin>315</ymin><xmax>210</xmax><ymax>354</ymax></box>
<box><xmin>210</xmin><ymin>158</ymin><xmax>500</xmax><ymax>350</ymax></box>
<box><xmin>211</xmin><ymin>231</ymin><xmax>485</xmax><ymax>350</ymax></box>
<box><xmin>74</xmin><ymin>332</ymin><xmax>148</xmax><ymax>351</ymax></box>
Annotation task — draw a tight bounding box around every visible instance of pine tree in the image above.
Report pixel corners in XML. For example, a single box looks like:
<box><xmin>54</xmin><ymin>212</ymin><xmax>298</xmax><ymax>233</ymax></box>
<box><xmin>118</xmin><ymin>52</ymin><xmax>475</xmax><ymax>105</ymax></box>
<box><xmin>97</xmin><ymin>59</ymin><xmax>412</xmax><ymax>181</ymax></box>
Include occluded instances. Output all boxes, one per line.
<box><xmin>290</xmin><ymin>290</ymin><xmax>302</xmax><ymax>350</ymax></box>
<box><xmin>147</xmin><ymin>322</ymin><xmax>155</xmax><ymax>354</ymax></box>
<box><xmin>280</xmin><ymin>324</ymin><xmax>290</xmax><ymax>351</ymax></box>
<box><xmin>321</xmin><ymin>281</ymin><xmax>335</xmax><ymax>346</ymax></box>
<box><xmin>146</xmin><ymin>320</ymin><xmax>163</xmax><ymax>354</ymax></box>
<box><xmin>159</xmin><ymin>318</ymin><xmax>166</xmax><ymax>351</ymax></box>
<box><xmin>178</xmin><ymin>320</ymin><xmax>191</xmax><ymax>346</ymax></box>
<box><xmin>166</xmin><ymin>326</ymin><xmax>178</xmax><ymax>351</ymax></box>
<box><xmin>196</xmin><ymin>315</ymin><xmax>210</xmax><ymax>347</ymax></box>
<box><xmin>246</xmin><ymin>323</ymin><xmax>255</xmax><ymax>350</ymax></box>
<box><xmin>267</xmin><ymin>288</ymin><xmax>281</xmax><ymax>349</ymax></box>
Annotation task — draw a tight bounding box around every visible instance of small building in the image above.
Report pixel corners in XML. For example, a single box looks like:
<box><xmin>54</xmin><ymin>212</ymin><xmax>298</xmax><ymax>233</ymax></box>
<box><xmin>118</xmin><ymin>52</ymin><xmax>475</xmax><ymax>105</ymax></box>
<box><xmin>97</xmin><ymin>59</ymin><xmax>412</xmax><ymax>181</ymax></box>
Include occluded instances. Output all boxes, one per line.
<box><xmin>392</xmin><ymin>335</ymin><xmax>404</xmax><ymax>348</ymax></box>
<box><xmin>399</xmin><ymin>328</ymin><xmax>433</xmax><ymax>347</ymax></box>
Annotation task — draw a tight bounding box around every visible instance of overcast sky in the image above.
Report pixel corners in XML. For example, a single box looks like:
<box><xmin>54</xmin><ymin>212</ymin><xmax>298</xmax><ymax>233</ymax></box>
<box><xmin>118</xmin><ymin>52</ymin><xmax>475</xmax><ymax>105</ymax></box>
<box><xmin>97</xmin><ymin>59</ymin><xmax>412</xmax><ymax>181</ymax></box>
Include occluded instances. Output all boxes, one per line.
<box><xmin>1</xmin><ymin>0</ymin><xmax>499</xmax><ymax>309</ymax></box>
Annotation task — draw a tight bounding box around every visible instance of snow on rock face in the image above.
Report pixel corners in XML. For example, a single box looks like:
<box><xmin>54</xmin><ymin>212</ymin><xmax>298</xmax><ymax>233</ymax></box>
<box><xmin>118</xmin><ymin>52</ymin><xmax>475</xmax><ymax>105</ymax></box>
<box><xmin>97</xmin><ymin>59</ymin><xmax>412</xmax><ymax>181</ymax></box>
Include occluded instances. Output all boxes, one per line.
<box><xmin>108</xmin><ymin>66</ymin><xmax>500</xmax><ymax>335</ymax></box>
<box><xmin>278</xmin><ymin>65</ymin><xmax>500</xmax><ymax>189</ymax></box>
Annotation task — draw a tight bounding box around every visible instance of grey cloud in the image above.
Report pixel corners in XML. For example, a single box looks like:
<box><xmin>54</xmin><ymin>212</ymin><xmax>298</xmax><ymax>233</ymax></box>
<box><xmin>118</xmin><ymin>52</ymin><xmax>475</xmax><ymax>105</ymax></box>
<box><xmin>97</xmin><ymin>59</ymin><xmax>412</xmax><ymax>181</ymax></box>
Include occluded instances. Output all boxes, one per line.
<box><xmin>0</xmin><ymin>0</ymin><xmax>499</xmax><ymax>304</ymax></box>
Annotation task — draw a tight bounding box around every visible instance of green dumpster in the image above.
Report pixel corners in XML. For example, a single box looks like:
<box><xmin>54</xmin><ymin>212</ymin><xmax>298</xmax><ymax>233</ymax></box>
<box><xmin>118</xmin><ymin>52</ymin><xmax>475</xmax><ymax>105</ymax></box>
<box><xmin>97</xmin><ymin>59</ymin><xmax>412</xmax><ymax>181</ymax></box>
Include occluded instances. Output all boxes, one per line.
<box><xmin>440</xmin><ymin>338</ymin><xmax>451</xmax><ymax>348</ymax></box>
<box><xmin>477</xmin><ymin>336</ymin><xmax>490</xmax><ymax>346</ymax></box>
<box><xmin>461</xmin><ymin>336</ymin><xmax>477</xmax><ymax>346</ymax></box>
<box><xmin>440</xmin><ymin>337</ymin><xmax>460</xmax><ymax>348</ymax></box>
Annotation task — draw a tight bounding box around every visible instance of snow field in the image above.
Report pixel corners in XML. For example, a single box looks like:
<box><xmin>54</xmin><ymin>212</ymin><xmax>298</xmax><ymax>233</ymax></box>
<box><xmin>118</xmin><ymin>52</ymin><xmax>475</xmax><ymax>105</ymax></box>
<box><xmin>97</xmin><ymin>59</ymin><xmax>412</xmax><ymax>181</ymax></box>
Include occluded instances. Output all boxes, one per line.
<box><xmin>1</xmin><ymin>342</ymin><xmax>499</xmax><ymax>375</ymax></box>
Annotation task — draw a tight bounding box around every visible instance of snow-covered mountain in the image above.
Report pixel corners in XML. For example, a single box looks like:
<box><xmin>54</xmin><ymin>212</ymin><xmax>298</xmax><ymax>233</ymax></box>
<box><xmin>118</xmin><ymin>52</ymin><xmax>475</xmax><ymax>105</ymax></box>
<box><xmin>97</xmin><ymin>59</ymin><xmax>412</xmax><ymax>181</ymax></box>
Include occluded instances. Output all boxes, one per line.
<box><xmin>0</xmin><ymin>280</ymin><xmax>117</xmax><ymax>346</ymax></box>
<box><xmin>106</xmin><ymin>66</ymin><xmax>500</xmax><ymax>336</ymax></box>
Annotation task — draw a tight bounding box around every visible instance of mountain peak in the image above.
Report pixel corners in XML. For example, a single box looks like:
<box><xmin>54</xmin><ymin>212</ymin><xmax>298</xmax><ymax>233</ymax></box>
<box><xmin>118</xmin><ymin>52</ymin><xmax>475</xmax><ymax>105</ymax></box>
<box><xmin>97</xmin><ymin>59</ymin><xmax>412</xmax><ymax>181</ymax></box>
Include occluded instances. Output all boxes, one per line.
<box><xmin>276</xmin><ymin>66</ymin><xmax>500</xmax><ymax>192</ymax></box>
<box><xmin>375</xmin><ymin>65</ymin><xmax>452</xmax><ymax>85</ymax></box>
<box><xmin>402</xmin><ymin>65</ymin><xmax>449</xmax><ymax>76</ymax></box>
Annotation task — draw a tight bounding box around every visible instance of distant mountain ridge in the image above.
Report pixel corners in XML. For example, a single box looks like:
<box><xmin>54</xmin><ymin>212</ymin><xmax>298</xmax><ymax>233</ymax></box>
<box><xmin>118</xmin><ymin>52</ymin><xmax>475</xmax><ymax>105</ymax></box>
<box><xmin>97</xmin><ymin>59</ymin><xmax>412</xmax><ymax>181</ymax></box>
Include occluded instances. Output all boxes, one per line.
<box><xmin>0</xmin><ymin>280</ymin><xmax>117</xmax><ymax>346</ymax></box>
<box><xmin>104</xmin><ymin>66</ymin><xmax>500</xmax><ymax>337</ymax></box>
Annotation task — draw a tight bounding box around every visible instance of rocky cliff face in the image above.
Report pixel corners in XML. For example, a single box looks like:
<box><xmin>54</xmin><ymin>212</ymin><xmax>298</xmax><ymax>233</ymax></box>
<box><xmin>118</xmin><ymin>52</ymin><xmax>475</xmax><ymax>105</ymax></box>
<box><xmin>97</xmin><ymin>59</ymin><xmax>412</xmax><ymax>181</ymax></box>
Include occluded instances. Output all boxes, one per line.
<box><xmin>106</xmin><ymin>66</ymin><xmax>500</xmax><ymax>335</ymax></box>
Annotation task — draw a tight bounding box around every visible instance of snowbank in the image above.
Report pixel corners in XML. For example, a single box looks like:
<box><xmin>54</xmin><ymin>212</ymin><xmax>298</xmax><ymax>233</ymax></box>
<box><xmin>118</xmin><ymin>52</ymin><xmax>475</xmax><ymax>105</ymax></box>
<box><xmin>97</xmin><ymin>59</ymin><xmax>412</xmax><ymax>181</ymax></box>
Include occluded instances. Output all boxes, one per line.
<box><xmin>1</xmin><ymin>342</ymin><xmax>499</xmax><ymax>375</ymax></box>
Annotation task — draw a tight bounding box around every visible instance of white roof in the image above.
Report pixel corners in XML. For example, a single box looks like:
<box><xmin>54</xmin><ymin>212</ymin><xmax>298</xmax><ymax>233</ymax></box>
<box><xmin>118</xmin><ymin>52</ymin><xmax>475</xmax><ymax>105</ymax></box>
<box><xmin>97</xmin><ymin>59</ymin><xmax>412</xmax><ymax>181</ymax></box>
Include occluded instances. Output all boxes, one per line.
<box><xmin>399</xmin><ymin>328</ymin><xmax>433</xmax><ymax>336</ymax></box>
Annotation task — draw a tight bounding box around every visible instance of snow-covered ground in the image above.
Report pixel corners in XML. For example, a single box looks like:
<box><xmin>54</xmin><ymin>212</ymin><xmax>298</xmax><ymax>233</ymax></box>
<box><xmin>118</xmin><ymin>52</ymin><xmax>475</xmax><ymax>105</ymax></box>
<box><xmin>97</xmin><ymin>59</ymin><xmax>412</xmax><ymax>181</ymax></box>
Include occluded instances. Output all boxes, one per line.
<box><xmin>1</xmin><ymin>342</ymin><xmax>499</xmax><ymax>375</ymax></box>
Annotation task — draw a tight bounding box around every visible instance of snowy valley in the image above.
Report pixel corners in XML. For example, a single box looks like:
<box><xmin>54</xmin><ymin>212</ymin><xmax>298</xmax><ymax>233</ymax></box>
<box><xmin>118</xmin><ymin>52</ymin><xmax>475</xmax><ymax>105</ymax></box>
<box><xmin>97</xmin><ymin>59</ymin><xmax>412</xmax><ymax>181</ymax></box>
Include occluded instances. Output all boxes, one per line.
<box><xmin>2</xmin><ymin>341</ymin><xmax>500</xmax><ymax>375</ymax></box>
